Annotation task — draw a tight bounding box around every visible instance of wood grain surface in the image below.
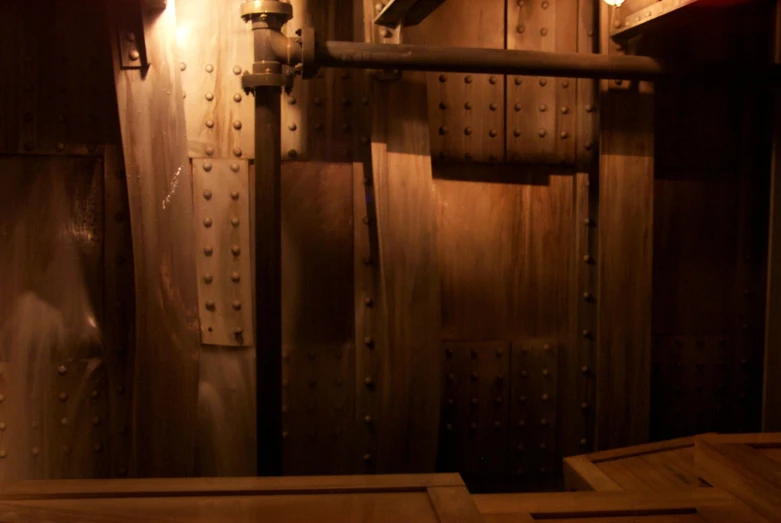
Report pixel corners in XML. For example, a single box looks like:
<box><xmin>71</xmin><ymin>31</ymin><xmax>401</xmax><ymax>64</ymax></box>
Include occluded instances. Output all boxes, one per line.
<box><xmin>109</xmin><ymin>0</ymin><xmax>200</xmax><ymax>477</ymax></box>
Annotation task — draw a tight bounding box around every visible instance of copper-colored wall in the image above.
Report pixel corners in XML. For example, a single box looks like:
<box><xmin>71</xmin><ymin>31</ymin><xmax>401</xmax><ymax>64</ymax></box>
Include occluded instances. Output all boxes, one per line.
<box><xmin>0</xmin><ymin>0</ymin><xmax>774</xmax><ymax>494</ymax></box>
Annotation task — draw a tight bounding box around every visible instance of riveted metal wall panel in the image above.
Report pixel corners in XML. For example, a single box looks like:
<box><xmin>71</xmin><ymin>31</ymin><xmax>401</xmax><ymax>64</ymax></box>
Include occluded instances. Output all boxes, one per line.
<box><xmin>506</xmin><ymin>0</ymin><xmax>578</xmax><ymax>164</ymax></box>
<box><xmin>438</xmin><ymin>341</ymin><xmax>511</xmax><ymax>491</ymax></box>
<box><xmin>509</xmin><ymin>339</ymin><xmax>561</xmax><ymax>491</ymax></box>
<box><xmin>2</xmin><ymin>0</ymin><xmax>118</xmax><ymax>155</ymax></box>
<box><xmin>192</xmin><ymin>158</ymin><xmax>255</xmax><ymax>347</ymax></box>
<box><xmin>404</xmin><ymin>0</ymin><xmax>506</xmax><ymax>163</ymax></box>
<box><xmin>178</xmin><ymin>0</ymin><xmax>254</xmax><ymax>160</ymax></box>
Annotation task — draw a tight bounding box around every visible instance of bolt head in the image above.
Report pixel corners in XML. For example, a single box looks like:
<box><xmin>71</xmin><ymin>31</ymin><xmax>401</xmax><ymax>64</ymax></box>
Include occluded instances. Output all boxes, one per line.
<box><xmin>129</xmin><ymin>50</ymin><xmax>140</xmax><ymax>61</ymax></box>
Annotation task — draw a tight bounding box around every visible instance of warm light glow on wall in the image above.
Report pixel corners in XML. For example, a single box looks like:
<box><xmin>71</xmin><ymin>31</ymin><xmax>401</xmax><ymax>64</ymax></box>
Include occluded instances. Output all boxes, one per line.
<box><xmin>603</xmin><ymin>0</ymin><xmax>625</xmax><ymax>5</ymax></box>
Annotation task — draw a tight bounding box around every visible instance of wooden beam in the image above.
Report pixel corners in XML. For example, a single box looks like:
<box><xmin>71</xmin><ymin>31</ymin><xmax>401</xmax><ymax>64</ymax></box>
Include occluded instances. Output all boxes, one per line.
<box><xmin>764</xmin><ymin>0</ymin><xmax>781</xmax><ymax>432</ymax></box>
<box><xmin>108</xmin><ymin>0</ymin><xmax>200</xmax><ymax>476</ymax></box>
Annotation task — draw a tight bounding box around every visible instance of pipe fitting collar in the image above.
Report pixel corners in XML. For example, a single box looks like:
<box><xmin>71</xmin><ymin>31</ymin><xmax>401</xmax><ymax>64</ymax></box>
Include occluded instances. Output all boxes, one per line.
<box><xmin>240</xmin><ymin>0</ymin><xmax>293</xmax><ymax>22</ymax></box>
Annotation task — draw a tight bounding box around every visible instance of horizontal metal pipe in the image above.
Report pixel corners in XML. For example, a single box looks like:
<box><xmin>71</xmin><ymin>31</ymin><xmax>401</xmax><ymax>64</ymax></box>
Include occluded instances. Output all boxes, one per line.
<box><xmin>317</xmin><ymin>41</ymin><xmax>666</xmax><ymax>80</ymax></box>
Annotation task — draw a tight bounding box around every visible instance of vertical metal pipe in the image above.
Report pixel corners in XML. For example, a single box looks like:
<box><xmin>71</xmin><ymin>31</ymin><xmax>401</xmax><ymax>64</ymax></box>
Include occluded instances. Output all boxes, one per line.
<box><xmin>255</xmin><ymin>86</ymin><xmax>282</xmax><ymax>476</ymax></box>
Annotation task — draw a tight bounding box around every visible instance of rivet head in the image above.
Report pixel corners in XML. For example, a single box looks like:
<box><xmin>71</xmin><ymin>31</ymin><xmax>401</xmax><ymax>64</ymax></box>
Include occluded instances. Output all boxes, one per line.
<box><xmin>540</xmin><ymin>27</ymin><xmax>548</xmax><ymax>36</ymax></box>
<box><xmin>288</xmin><ymin>96</ymin><xmax>297</xmax><ymax>105</ymax></box>
<box><xmin>229</xmin><ymin>163</ymin><xmax>240</xmax><ymax>173</ymax></box>
<box><xmin>516</xmin><ymin>24</ymin><xmax>525</xmax><ymax>34</ymax></box>
<box><xmin>232</xmin><ymin>301</ymin><xmax>242</xmax><ymax>311</ymax></box>
<box><xmin>204</xmin><ymin>246</ymin><xmax>213</xmax><ymax>256</ymax></box>
<box><xmin>542</xmin><ymin>369</ymin><xmax>550</xmax><ymax>376</ymax></box>
<box><xmin>205</xmin><ymin>145</ymin><xmax>215</xmax><ymax>156</ymax></box>
<box><xmin>233</xmin><ymin>120</ymin><xmax>242</xmax><ymax>130</ymax></box>
<box><xmin>363</xmin><ymin>453</ymin><xmax>372</xmax><ymax>461</ymax></box>
<box><xmin>364</xmin><ymin>297</ymin><xmax>374</xmax><ymax>307</ymax></box>
<box><xmin>94</xmin><ymin>444</ymin><xmax>102</xmax><ymax>453</ymax></box>
<box><xmin>0</xmin><ymin>450</ymin><xmax>6</xmax><ymax>459</ymax></box>
<box><xmin>539</xmin><ymin>104</ymin><xmax>547</xmax><ymax>112</ymax></box>
<box><xmin>541</xmin><ymin>0</ymin><xmax>549</xmax><ymax>7</ymax></box>
<box><xmin>314</xmin><ymin>96</ymin><xmax>322</xmax><ymax>106</ymax></box>
<box><xmin>439</xmin><ymin>126</ymin><xmax>448</xmax><ymax>135</ymax></box>
<box><xmin>91</xmin><ymin>390</ymin><xmax>100</xmax><ymax>399</ymax></box>
<box><xmin>489</xmin><ymin>76</ymin><xmax>497</xmax><ymax>85</ymax></box>
<box><xmin>231</xmin><ymin>272</ymin><xmax>241</xmax><ymax>282</ymax></box>
<box><xmin>203</xmin><ymin>190</ymin><xmax>213</xmax><ymax>200</ymax></box>
<box><xmin>513</xmin><ymin>128</ymin><xmax>521</xmax><ymax>137</ymax></box>
<box><xmin>58</xmin><ymin>392</ymin><xmax>68</xmax><ymax>402</ymax></box>
<box><xmin>92</xmin><ymin>416</ymin><xmax>101</xmax><ymax>426</ymax></box>
<box><xmin>464</xmin><ymin>127</ymin><xmax>472</xmax><ymax>136</ymax></box>
<box><xmin>0</xmin><ymin>394</ymin><xmax>4</xmax><ymax>403</ymax></box>
<box><xmin>580</xmin><ymin>438</ymin><xmax>588</xmax><ymax>445</ymax></box>
<box><xmin>464</xmin><ymin>102</ymin><xmax>473</xmax><ymax>110</ymax></box>
<box><xmin>231</xmin><ymin>191</ymin><xmax>239</xmax><ymax>200</ymax></box>
<box><xmin>581</xmin><ymin>366</ymin><xmax>590</xmax><ymax>373</ymax></box>
<box><xmin>32</xmin><ymin>447</ymin><xmax>40</xmax><ymax>456</ymax></box>
<box><xmin>514</xmin><ymin>103</ymin><xmax>522</xmax><ymax>112</ymax></box>
<box><xmin>203</xmin><ymin>217</ymin><xmax>213</xmax><ymax>228</ymax></box>
<box><xmin>562</xmin><ymin>80</ymin><xmax>570</xmax><ymax>88</ymax></box>
<box><xmin>581</xmin><ymin>402</ymin><xmax>589</xmax><ymax>409</ymax></box>
<box><xmin>205</xmin><ymin>64</ymin><xmax>214</xmax><ymax>73</ymax></box>
<box><xmin>205</xmin><ymin>92</ymin><xmax>214</xmax><ymax>101</ymax></box>
<box><xmin>560</xmin><ymin>106</ymin><xmax>569</xmax><ymax>114</ymax></box>
<box><xmin>233</xmin><ymin>93</ymin><xmax>242</xmax><ymax>102</ymax></box>
<box><xmin>205</xmin><ymin>119</ymin><xmax>215</xmax><ymax>128</ymax></box>
<box><xmin>560</xmin><ymin>131</ymin><xmax>569</xmax><ymax>139</ymax></box>
<box><xmin>0</xmin><ymin>423</ymin><xmax>6</xmax><ymax>431</ymax></box>
<box><xmin>538</xmin><ymin>128</ymin><xmax>547</xmax><ymax>138</ymax></box>
<box><xmin>231</xmin><ymin>217</ymin><xmax>239</xmax><ymax>227</ymax></box>
<box><xmin>233</xmin><ymin>147</ymin><xmax>243</xmax><ymax>157</ymax></box>
<box><xmin>583</xmin><ymin>291</ymin><xmax>593</xmax><ymax>300</ymax></box>
<box><xmin>539</xmin><ymin>78</ymin><xmax>547</xmax><ymax>86</ymax></box>
<box><xmin>289</xmin><ymin>123</ymin><xmax>297</xmax><ymax>131</ymax></box>
<box><xmin>203</xmin><ymin>162</ymin><xmax>212</xmax><ymax>172</ymax></box>
<box><xmin>129</xmin><ymin>50</ymin><xmax>140</xmax><ymax>61</ymax></box>
<box><xmin>231</xmin><ymin>245</ymin><xmax>241</xmax><ymax>255</ymax></box>
<box><xmin>57</xmin><ymin>365</ymin><xmax>67</xmax><ymax>375</ymax></box>
<box><xmin>203</xmin><ymin>274</ymin><xmax>213</xmax><ymax>284</ymax></box>
<box><xmin>233</xmin><ymin>65</ymin><xmax>242</xmax><ymax>75</ymax></box>
<box><xmin>180</xmin><ymin>62</ymin><xmax>187</xmax><ymax>71</ymax></box>
<box><xmin>364</xmin><ymin>336</ymin><xmax>374</xmax><ymax>347</ymax></box>
<box><xmin>364</xmin><ymin>376</ymin><xmax>374</xmax><ymax>386</ymax></box>
<box><xmin>205</xmin><ymin>301</ymin><xmax>215</xmax><ymax>311</ymax></box>
<box><xmin>489</xmin><ymin>128</ymin><xmax>497</xmax><ymax>137</ymax></box>
<box><xmin>55</xmin><ymin>142</ymin><xmax>65</xmax><ymax>152</ymax></box>
<box><xmin>235</xmin><ymin>327</ymin><xmax>244</xmax><ymax>335</ymax></box>
<box><xmin>464</xmin><ymin>75</ymin><xmax>473</xmax><ymax>84</ymax></box>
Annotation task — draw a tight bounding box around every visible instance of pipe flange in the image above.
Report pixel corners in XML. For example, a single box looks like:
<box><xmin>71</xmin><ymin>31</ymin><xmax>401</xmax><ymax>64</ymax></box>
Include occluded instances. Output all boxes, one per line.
<box><xmin>240</xmin><ymin>0</ymin><xmax>293</xmax><ymax>22</ymax></box>
<box><xmin>299</xmin><ymin>27</ymin><xmax>318</xmax><ymax>79</ymax></box>
<box><xmin>242</xmin><ymin>72</ymin><xmax>287</xmax><ymax>92</ymax></box>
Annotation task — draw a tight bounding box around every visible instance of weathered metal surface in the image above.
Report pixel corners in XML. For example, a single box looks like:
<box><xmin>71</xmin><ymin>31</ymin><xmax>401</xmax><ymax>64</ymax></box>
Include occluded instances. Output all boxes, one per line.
<box><xmin>374</xmin><ymin>0</ymin><xmax>446</xmax><ymax>27</ymax></box>
<box><xmin>611</xmin><ymin>0</ymin><xmax>700</xmax><ymax>38</ymax></box>
<box><xmin>192</xmin><ymin>159</ymin><xmax>254</xmax><ymax>347</ymax></box>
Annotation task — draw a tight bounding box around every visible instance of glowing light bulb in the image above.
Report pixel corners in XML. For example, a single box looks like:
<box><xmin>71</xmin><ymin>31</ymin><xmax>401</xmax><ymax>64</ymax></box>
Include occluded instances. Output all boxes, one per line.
<box><xmin>603</xmin><ymin>0</ymin><xmax>625</xmax><ymax>5</ymax></box>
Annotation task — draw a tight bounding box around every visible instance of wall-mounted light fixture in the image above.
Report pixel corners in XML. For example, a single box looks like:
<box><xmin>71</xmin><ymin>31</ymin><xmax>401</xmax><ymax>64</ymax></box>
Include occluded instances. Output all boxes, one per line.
<box><xmin>603</xmin><ymin>0</ymin><xmax>625</xmax><ymax>6</ymax></box>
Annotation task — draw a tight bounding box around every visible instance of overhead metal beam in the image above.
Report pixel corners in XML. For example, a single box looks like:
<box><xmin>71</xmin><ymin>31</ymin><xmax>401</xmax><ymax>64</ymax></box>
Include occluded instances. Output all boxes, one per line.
<box><xmin>611</xmin><ymin>0</ymin><xmax>701</xmax><ymax>39</ymax></box>
<box><xmin>373</xmin><ymin>0</ymin><xmax>446</xmax><ymax>27</ymax></box>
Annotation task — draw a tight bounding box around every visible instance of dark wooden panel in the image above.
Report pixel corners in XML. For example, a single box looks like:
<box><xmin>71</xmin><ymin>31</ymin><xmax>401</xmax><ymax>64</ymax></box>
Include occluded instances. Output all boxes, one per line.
<box><xmin>765</xmin><ymin>0</ymin><xmax>781</xmax><ymax>432</ymax></box>
<box><xmin>435</xmin><ymin>166</ymin><xmax>573</xmax><ymax>341</ymax></box>
<box><xmin>280</xmin><ymin>162</ymin><xmax>355</xmax><ymax>476</ymax></box>
<box><xmin>369</xmin><ymin>71</ymin><xmax>442</xmax><ymax>473</ymax></box>
<box><xmin>595</xmin><ymin>14</ymin><xmax>654</xmax><ymax>450</ymax></box>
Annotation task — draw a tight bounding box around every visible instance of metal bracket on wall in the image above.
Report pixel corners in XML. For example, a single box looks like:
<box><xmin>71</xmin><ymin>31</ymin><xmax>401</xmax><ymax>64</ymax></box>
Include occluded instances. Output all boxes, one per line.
<box><xmin>116</xmin><ymin>0</ymin><xmax>148</xmax><ymax>69</ymax></box>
